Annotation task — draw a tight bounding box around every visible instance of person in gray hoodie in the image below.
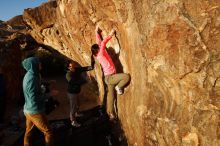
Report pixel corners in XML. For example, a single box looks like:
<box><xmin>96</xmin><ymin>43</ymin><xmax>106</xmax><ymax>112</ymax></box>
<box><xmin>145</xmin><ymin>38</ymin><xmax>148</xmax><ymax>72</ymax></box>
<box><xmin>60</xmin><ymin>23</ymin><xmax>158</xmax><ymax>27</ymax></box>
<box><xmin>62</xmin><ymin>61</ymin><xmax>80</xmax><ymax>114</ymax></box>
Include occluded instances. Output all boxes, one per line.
<box><xmin>22</xmin><ymin>57</ymin><xmax>53</xmax><ymax>146</ymax></box>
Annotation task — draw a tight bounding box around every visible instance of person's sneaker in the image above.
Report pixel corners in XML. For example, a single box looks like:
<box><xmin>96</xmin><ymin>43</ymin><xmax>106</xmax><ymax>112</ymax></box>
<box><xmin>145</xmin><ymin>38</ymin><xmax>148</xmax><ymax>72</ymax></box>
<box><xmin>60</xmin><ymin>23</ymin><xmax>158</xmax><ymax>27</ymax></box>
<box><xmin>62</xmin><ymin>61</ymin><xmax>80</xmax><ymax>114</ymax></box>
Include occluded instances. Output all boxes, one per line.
<box><xmin>115</xmin><ymin>86</ymin><xmax>123</xmax><ymax>95</ymax></box>
<box><xmin>109</xmin><ymin>114</ymin><xmax>116</xmax><ymax>120</ymax></box>
<box><xmin>75</xmin><ymin>112</ymin><xmax>84</xmax><ymax>117</ymax></box>
<box><xmin>71</xmin><ymin>121</ymin><xmax>81</xmax><ymax>127</ymax></box>
<box><xmin>109</xmin><ymin>113</ymin><xmax>118</xmax><ymax>123</ymax></box>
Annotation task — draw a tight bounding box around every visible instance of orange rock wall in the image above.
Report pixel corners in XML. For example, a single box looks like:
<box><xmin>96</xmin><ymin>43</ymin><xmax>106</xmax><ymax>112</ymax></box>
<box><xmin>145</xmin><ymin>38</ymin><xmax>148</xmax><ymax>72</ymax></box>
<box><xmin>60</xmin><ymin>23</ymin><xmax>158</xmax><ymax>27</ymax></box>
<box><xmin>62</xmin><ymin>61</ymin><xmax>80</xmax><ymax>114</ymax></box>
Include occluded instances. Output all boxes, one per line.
<box><xmin>23</xmin><ymin>0</ymin><xmax>220</xmax><ymax>145</ymax></box>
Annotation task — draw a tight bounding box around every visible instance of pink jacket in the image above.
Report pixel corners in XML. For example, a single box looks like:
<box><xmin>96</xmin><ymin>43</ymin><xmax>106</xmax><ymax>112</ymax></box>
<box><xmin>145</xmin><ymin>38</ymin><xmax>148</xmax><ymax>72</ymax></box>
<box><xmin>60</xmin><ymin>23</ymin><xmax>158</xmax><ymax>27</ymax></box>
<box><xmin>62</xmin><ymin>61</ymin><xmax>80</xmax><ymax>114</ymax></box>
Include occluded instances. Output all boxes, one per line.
<box><xmin>96</xmin><ymin>32</ymin><xmax>116</xmax><ymax>76</ymax></box>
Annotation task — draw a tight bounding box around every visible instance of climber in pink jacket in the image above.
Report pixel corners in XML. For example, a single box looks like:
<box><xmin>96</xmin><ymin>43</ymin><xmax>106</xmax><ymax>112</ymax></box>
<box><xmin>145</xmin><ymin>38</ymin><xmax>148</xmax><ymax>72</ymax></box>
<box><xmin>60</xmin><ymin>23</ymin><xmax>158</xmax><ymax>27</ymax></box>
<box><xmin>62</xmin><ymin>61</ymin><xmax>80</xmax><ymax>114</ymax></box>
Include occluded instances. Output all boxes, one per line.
<box><xmin>91</xmin><ymin>25</ymin><xmax>130</xmax><ymax>120</ymax></box>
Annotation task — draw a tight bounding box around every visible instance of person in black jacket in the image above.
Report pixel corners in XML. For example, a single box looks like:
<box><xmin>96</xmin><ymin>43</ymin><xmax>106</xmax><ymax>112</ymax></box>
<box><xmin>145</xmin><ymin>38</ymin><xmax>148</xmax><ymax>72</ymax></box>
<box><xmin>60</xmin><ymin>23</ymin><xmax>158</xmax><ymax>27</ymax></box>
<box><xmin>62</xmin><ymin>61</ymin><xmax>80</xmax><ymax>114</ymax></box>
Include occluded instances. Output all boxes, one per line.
<box><xmin>66</xmin><ymin>59</ymin><xmax>94</xmax><ymax>127</ymax></box>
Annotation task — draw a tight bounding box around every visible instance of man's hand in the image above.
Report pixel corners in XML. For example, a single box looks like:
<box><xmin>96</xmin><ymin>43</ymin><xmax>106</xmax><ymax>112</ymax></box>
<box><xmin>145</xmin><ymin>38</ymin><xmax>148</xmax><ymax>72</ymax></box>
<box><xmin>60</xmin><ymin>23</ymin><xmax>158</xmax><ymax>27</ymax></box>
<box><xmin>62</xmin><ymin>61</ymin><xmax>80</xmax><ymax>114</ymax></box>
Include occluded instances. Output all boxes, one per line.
<box><xmin>109</xmin><ymin>28</ymin><xmax>116</xmax><ymax>37</ymax></box>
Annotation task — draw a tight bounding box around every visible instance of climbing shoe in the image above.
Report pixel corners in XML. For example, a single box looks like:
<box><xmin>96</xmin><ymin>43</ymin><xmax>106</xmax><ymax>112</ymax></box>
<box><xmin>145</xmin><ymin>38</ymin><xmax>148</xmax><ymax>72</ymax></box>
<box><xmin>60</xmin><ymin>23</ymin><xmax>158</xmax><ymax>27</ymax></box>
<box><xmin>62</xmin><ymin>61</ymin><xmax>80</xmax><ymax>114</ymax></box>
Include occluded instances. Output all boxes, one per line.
<box><xmin>75</xmin><ymin>112</ymin><xmax>84</xmax><ymax>117</ymax></box>
<box><xmin>71</xmin><ymin>121</ymin><xmax>81</xmax><ymax>127</ymax></box>
<box><xmin>115</xmin><ymin>86</ymin><xmax>123</xmax><ymax>95</ymax></box>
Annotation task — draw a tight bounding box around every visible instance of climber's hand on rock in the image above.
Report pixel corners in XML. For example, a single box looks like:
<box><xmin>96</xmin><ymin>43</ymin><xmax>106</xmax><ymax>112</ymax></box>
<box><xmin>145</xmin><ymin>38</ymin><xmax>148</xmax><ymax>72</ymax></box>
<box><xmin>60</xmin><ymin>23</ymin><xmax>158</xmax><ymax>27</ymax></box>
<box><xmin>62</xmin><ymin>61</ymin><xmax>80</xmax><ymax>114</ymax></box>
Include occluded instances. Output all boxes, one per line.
<box><xmin>109</xmin><ymin>28</ymin><xmax>116</xmax><ymax>36</ymax></box>
<box><xmin>95</xmin><ymin>25</ymin><xmax>99</xmax><ymax>32</ymax></box>
<box><xmin>95</xmin><ymin>25</ymin><xmax>101</xmax><ymax>33</ymax></box>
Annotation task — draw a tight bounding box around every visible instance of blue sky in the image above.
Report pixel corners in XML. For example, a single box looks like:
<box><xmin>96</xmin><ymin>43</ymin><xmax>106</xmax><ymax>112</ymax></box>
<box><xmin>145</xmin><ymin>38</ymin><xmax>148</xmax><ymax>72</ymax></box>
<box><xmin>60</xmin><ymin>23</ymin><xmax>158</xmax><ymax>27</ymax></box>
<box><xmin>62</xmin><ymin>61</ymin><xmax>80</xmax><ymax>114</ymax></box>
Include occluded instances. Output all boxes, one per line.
<box><xmin>0</xmin><ymin>0</ymin><xmax>48</xmax><ymax>21</ymax></box>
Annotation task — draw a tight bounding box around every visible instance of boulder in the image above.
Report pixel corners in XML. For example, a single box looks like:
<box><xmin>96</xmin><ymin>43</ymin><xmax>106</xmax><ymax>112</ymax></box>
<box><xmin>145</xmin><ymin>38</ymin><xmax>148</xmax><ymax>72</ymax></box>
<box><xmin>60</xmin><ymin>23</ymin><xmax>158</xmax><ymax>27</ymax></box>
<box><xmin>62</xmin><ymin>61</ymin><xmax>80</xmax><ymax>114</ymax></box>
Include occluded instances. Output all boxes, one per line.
<box><xmin>23</xmin><ymin>0</ymin><xmax>220</xmax><ymax>145</ymax></box>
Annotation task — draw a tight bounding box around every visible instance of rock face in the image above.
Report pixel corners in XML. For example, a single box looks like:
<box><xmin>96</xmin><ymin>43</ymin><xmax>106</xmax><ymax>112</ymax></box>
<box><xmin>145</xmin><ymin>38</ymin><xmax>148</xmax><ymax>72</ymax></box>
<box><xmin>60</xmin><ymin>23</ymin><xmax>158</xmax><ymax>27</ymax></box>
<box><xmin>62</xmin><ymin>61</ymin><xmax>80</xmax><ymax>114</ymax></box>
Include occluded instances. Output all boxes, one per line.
<box><xmin>0</xmin><ymin>20</ymin><xmax>24</xmax><ymax>103</ymax></box>
<box><xmin>23</xmin><ymin>0</ymin><xmax>220</xmax><ymax>146</ymax></box>
<box><xmin>0</xmin><ymin>17</ymin><xmax>39</xmax><ymax>117</ymax></box>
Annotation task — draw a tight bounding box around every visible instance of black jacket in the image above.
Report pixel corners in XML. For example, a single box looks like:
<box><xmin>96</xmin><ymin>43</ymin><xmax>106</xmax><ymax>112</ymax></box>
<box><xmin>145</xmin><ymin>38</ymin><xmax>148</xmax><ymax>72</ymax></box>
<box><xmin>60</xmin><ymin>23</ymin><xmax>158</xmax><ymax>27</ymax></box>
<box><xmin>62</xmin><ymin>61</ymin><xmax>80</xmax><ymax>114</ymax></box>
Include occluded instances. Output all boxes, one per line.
<box><xmin>66</xmin><ymin>66</ymin><xmax>93</xmax><ymax>94</ymax></box>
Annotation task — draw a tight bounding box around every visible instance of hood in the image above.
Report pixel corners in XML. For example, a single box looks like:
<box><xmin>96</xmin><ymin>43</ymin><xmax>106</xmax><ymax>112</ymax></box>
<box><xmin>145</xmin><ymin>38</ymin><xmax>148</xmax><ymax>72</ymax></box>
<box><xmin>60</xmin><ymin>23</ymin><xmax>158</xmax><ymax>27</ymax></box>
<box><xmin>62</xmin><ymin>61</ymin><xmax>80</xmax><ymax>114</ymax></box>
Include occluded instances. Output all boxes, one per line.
<box><xmin>22</xmin><ymin>57</ymin><xmax>40</xmax><ymax>74</ymax></box>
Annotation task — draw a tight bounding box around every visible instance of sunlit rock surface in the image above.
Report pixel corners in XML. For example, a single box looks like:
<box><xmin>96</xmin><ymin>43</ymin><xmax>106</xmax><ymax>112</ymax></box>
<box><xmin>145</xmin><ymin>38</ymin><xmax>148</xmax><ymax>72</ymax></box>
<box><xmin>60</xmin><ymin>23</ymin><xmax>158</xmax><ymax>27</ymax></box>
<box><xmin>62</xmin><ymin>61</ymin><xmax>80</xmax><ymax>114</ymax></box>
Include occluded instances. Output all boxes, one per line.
<box><xmin>23</xmin><ymin>0</ymin><xmax>220</xmax><ymax>145</ymax></box>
